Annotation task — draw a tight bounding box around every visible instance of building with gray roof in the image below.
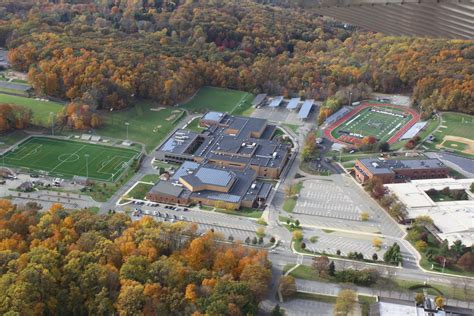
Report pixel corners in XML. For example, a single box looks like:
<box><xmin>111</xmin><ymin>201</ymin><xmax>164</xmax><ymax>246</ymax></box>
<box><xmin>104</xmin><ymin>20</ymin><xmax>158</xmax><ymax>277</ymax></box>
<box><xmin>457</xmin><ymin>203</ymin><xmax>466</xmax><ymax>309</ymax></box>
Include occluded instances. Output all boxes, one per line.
<box><xmin>355</xmin><ymin>158</ymin><xmax>449</xmax><ymax>184</ymax></box>
<box><xmin>268</xmin><ymin>96</ymin><xmax>284</xmax><ymax>108</ymax></box>
<box><xmin>155</xmin><ymin>112</ymin><xmax>290</xmax><ymax>180</ymax></box>
<box><xmin>252</xmin><ymin>94</ymin><xmax>267</xmax><ymax>107</ymax></box>
<box><xmin>286</xmin><ymin>98</ymin><xmax>301</xmax><ymax>110</ymax></box>
<box><xmin>147</xmin><ymin>163</ymin><xmax>272</xmax><ymax>209</ymax></box>
<box><xmin>297</xmin><ymin>99</ymin><xmax>314</xmax><ymax>120</ymax></box>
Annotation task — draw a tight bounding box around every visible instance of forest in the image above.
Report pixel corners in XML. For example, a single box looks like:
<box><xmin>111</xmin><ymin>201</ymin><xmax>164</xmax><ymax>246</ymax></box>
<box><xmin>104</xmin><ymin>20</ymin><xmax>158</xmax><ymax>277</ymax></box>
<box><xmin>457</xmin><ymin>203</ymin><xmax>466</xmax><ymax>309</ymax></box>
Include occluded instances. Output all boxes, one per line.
<box><xmin>0</xmin><ymin>200</ymin><xmax>271</xmax><ymax>315</ymax></box>
<box><xmin>0</xmin><ymin>103</ymin><xmax>31</xmax><ymax>132</ymax></box>
<box><xmin>0</xmin><ymin>0</ymin><xmax>472</xmax><ymax>120</ymax></box>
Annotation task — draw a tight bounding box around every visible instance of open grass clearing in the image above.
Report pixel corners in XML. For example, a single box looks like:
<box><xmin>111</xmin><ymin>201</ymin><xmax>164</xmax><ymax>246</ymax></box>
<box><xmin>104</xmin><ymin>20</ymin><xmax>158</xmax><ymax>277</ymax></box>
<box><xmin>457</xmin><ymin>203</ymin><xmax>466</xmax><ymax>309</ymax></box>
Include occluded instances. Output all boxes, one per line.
<box><xmin>0</xmin><ymin>93</ymin><xmax>63</xmax><ymax>126</ymax></box>
<box><xmin>185</xmin><ymin>116</ymin><xmax>206</xmax><ymax>132</ymax></box>
<box><xmin>126</xmin><ymin>182</ymin><xmax>154</xmax><ymax>200</ymax></box>
<box><xmin>181</xmin><ymin>86</ymin><xmax>254</xmax><ymax>115</ymax></box>
<box><xmin>98</xmin><ymin>100</ymin><xmax>185</xmax><ymax>153</ymax></box>
<box><xmin>140</xmin><ymin>174</ymin><xmax>161</xmax><ymax>183</ymax></box>
<box><xmin>213</xmin><ymin>207</ymin><xmax>263</xmax><ymax>219</ymax></box>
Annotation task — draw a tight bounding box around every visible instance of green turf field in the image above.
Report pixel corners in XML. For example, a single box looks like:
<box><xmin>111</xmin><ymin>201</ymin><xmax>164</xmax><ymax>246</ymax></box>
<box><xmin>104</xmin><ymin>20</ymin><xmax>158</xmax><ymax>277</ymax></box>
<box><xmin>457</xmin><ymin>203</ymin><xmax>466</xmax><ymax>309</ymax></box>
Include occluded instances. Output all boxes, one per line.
<box><xmin>1</xmin><ymin>137</ymin><xmax>140</xmax><ymax>182</ymax></box>
<box><xmin>331</xmin><ymin>106</ymin><xmax>413</xmax><ymax>143</ymax></box>
<box><xmin>98</xmin><ymin>101</ymin><xmax>185</xmax><ymax>153</ymax></box>
<box><xmin>0</xmin><ymin>93</ymin><xmax>63</xmax><ymax>126</ymax></box>
<box><xmin>439</xmin><ymin>112</ymin><xmax>474</xmax><ymax>140</ymax></box>
<box><xmin>182</xmin><ymin>86</ymin><xmax>254</xmax><ymax>115</ymax></box>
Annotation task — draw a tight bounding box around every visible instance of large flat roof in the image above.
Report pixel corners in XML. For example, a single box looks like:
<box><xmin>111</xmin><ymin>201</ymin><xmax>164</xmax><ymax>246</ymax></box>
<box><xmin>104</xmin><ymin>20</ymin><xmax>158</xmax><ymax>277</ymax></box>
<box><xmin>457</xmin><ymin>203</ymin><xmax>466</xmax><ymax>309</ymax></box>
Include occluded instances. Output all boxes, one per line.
<box><xmin>268</xmin><ymin>96</ymin><xmax>284</xmax><ymax>108</ymax></box>
<box><xmin>358</xmin><ymin>158</ymin><xmax>447</xmax><ymax>175</ymax></box>
<box><xmin>252</xmin><ymin>94</ymin><xmax>267</xmax><ymax>106</ymax></box>
<box><xmin>297</xmin><ymin>99</ymin><xmax>314</xmax><ymax>119</ymax></box>
<box><xmin>286</xmin><ymin>98</ymin><xmax>300</xmax><ymax>110</ymax></box>
<box><xmin>386</xmin><ymin>178</ymin><xmax>474</xmax><ymax>246</ymax></box>
<box><xmin>160</xmin><ymin>129</ymin><xmax>200</xmax><ymax>154</ymax></box>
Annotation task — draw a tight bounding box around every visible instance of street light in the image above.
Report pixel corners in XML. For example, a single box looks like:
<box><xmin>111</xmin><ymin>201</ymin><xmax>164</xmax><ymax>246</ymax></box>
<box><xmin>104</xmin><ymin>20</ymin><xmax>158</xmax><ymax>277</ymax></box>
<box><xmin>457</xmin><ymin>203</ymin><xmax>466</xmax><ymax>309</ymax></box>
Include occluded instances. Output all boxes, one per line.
<box><xmin>125</xmin><ymin>122</ymin><xmax>130</xmax><ymax>140</ymax></box>
<box><xmin>349</xmin><ymin>91</ymin><xmax>353</xmax><ymax>106</ymax></box>
<box><xmin>84</xmin><ymin>154</ymin><xmax>89</xmax><ymax>178</ymax></box>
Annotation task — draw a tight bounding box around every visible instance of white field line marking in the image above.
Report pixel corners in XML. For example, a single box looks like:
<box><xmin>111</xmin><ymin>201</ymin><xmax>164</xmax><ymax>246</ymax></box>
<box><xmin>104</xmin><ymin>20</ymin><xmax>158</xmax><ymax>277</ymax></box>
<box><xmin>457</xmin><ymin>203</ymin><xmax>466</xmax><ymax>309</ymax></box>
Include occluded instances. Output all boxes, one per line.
<box><xmin>50</xmin><ymin>145</ymin><xmax>86</xmax><ymax>173</ymax></box>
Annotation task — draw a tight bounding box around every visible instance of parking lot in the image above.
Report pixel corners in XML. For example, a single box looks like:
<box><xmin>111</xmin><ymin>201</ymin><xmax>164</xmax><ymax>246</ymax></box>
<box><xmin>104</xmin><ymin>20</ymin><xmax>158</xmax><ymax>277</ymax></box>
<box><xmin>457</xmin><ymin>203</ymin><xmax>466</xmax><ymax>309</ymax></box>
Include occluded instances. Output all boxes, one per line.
<box><xmin>295</xmin><ymin>180</ymin><xmax>362</xmax><ymax>220</ymax></box>
<box><xmin>304</xmin><ymin>231</ymin><xmax>387</xmax><ymax>258</ymax></box>
<box><xmin>128</xmin><ymin>204</ymin><xmax>269</xmax><ymax>244</ymax></box>
<box><xmin>292</xmin><ymin>176</ymin><xmax>404</xmax><ymax>238</ymax></box>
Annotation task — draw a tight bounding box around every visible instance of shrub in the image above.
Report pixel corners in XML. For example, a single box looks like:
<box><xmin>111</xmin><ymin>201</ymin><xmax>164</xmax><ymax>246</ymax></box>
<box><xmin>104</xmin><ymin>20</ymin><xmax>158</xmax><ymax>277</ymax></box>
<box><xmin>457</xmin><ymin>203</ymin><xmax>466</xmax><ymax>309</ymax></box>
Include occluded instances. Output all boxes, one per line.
<box><xmin>292</xmin><ymin>230</ymin><xmax>303</xmax><ymax>241</ymax></box>
<box><xmin>335</xmin><ymin>269</ymin><xmax>379</xmax><ymax>286</ymax></box>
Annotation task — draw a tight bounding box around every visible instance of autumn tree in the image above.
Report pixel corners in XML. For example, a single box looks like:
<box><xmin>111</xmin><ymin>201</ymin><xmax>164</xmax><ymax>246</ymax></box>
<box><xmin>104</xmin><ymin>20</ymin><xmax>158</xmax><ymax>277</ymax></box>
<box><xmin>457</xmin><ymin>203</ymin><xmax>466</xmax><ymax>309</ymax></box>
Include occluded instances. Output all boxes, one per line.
<box><xmin>279</xmin><ymin>275</ymin><xmax>296</xmax><ymax>299</ymax></box>
<box><xmin>334</xmin><ymin>289</ymin><xmax>357</xmax><ymax>316</ymax></box>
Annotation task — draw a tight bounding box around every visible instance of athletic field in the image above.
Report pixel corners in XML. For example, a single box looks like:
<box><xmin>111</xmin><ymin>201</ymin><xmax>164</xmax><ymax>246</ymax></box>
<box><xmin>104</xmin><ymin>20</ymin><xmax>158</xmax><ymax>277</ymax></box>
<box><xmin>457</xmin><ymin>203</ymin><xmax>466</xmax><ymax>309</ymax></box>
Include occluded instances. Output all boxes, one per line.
<box><xmin>0</xmin><ymin>137</ymin><xmax>140</xmax><ymax>182</ymax></box>
<box><xmin>182</xmin><ymin>86</ymin><xmax>254</xmax><ymax>115</ymax></box>
<box><xmin>325</xmin><ymin>103</ymin><xmax>419</xmax><ymax>145</ymax></box>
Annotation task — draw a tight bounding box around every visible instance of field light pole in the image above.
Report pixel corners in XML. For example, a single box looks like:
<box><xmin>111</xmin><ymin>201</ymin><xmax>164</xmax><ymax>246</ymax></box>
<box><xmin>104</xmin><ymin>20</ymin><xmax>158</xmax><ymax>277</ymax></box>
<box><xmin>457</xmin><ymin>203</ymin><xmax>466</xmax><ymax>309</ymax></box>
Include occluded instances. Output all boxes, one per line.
<box><xmin>50</xmin><ymin>112</ymin><xmax>54</xmax><ymax>136</ymax></box>
<box><xmin>349</xmin><ymin>91</ymin><xmax>353</xmax><ymax>106</ymax></box>
<box><xmin>125</xmin><ymin>122</ymin><xmax>130</xmax><ymax>140</ymax></box>
<box><xmin>84</xmin><ymin>154</ymin><xmax>89</xmax><ymax>179</ymax></box>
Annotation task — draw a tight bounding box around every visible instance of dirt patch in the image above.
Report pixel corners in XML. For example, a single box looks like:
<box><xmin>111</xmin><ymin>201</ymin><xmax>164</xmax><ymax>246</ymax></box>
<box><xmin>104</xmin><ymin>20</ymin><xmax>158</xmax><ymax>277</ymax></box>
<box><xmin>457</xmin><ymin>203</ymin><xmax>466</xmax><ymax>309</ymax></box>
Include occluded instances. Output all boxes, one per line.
<box><xmin>165</xmin><ymin>114</ymin><xmax>176</xmax><ymax>121</ymax></box>
<box><xmin>438</xmin><ymin>135</ymin><xmax>474</xmax><ymax>155</ymax></box>
<box><xmin>172</xmin><ymin>110</ymin><xmax>181</xmax><ymax>114</ymax></box>
<box><xmin>150</xmin><ymin>107</ymin><xmax>165</xmax><ymax>112</ymax></box>
<box><xmin>152</xmin><ymin>125</ymin><xmax>162</xmax><ymax>133</ymax></box>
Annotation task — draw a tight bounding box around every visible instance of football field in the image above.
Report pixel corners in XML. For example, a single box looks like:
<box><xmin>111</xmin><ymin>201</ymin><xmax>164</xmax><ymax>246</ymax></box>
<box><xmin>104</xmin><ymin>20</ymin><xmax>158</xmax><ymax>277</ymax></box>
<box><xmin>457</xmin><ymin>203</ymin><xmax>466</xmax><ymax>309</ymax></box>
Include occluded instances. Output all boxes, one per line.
<box><xmin>327</xmin><ymin>104</ymin><xmax>418</xmax><ymax>145</ymax></box>
<box><xmin>0</xmin><ymin>137</ymin><xmax>140</xmax><ymax>182</ymax></box>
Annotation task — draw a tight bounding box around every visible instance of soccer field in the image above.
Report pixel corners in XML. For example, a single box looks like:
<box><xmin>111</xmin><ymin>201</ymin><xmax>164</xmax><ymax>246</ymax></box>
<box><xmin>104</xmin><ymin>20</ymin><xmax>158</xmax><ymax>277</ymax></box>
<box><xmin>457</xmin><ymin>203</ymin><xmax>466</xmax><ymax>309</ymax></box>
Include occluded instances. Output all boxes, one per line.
<box><xmin>1</xmin><ymin>137</ymin><xmax>140</xmax><ymax>182</ymax></box>
<box><xmin>182</xmin><ymin>86</ymin><xmax>254</xmax><ymax>115</ymax></box>
<box><xmin>329</xmin><ymin>104</ymin><xmax>417</xmax><ymax>145</ymax></box>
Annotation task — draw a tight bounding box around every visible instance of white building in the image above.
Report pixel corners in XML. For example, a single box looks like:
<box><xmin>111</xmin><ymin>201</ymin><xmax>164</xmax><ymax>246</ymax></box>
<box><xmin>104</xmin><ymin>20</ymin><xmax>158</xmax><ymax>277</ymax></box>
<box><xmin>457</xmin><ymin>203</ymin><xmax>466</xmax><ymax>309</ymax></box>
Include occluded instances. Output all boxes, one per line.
<box><xmin>386</xmin><ymin>178</ymin><xmax>474</xmax><ymax>246</ymax></box>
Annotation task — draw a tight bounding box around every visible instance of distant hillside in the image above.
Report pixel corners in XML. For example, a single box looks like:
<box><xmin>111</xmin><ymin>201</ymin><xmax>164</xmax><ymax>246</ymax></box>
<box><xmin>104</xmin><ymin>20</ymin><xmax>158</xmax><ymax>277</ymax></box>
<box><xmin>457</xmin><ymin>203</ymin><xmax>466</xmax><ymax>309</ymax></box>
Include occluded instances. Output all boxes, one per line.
<box><xmin>0</xmin><ymin>0</ymin><xmax>472</xmax><ymax>115</ymax></box>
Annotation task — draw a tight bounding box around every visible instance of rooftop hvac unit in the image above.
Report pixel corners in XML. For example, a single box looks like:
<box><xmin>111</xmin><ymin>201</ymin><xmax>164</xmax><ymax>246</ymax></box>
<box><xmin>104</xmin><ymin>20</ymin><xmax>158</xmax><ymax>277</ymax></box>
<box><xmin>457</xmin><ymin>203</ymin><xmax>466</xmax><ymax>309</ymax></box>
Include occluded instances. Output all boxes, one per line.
<box><xmin>251</xmin><ymin>183</ymin><xmax>256</xmax><ymax>189</ymax></box>
<box><xmin>272</xmin><ymin>152</ymin><xmax>277</xmax><ymax>159</ymax></box>
<box><xmin>242</xmin><ymin>142</ymin><xmax>246</xmax><ymax>147</ymax></box>
<box><xmin>371</xmin><ymin>162</ymin><xmax>379</xmax><ymax>168</ymax></box>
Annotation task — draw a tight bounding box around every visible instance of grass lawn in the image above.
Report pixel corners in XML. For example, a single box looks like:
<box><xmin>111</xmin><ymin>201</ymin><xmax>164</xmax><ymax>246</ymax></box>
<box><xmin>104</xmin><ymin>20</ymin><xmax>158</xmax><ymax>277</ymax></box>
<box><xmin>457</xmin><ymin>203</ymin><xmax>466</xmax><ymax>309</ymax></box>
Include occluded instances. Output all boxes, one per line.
<box><xmin>293</xmin><ymin>292</ymin><xmax>336</xmax><ymax>304</ymax></box>
<box><xmin>1</xmin><ymin>137</ymin><xmax>140</xmax><ymax>182</ymax></box>
<box><xmin>0</xmin><ymin>130</ymin><xmax>30</xmax><ymax>149</ymax></box>
<box><xmin>283</xmin><ymin>264</ymin><xmax>330</xmax><ymax>282</ymax></box>
<box><xmin>283</xmin><ymin>182</ymin><xmax>303</xmax><ymax>213</ymax></box>
<box><xmin>442</xmin><ymin>140</ymin><xmax>468</xmax><ymax>151</ymax></box>
<box><xmin>85</xmin><ymin>206</ymin><xmax>100</xmax><ymax>214</ymax></box>
<box><xmin>0</xmin><ymin>93</ymin><xmax>63</xmax><ymax>126</ymax></box>
<box><xmin>126</xmin><ymin>182</ymin><xmax>154</xmax><ymax>200</ymax></box>
<box><xmin>358</xmin><ymin>295</ymin><xmax>376</xmax><ymax>316</ymax></box>
<box><xmin>283</xmin><ymin>123</ymin><xmax>300</xmax><ymax>134</ymax></box>
<box><xmin>181</xmin><ymin>86</ymin><xmax>254</xmax><ymax>115</ymax></box>
<box><xmin>215</xmin><ymin>207</ymin><xmax>262</xmax><ymax>219</ymax></box>
<box><xmin>185</xmin><ymin>117</ymin><xmax>206</xmax><ymax>132</ymax></box>
<box><xmin>440</xmin><ymin>112</ymin><xmax>474</xmax><ymax>139</ymax></box>
<box><xmin>140</xmin><ymin>174</ymin><xmax>160</xmax><ymax>183</ymax></box>
<box><xmin>98</xmin><ymin>100</ymin><xmax>185</xmax><ymax>153</ymax></box>
<box><xmin>422</xmin><ymin>113</ymin><xmax>474</xmax><ymax>157</ymax></box>
<box><xmin>283</xmin><ymin>198</ymin><xmax>297</xmax><ymax>213</ymax></box>
<box><xmin>0</xmin><ymin>86</ymin><xmax>29</xmax><ymax>96</ymax></box>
